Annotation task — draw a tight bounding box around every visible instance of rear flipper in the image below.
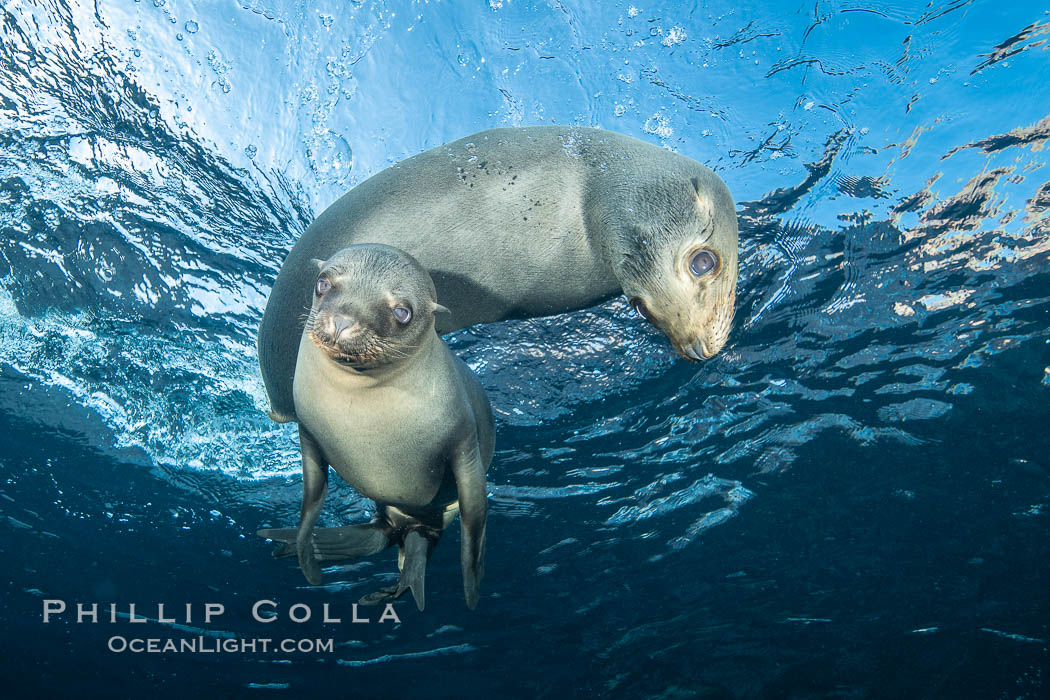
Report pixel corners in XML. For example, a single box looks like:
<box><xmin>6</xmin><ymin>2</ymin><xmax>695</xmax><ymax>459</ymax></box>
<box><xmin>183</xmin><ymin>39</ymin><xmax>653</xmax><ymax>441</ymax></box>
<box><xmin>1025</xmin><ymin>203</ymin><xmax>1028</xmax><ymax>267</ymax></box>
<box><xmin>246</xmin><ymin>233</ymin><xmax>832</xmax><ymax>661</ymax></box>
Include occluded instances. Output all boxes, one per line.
<box><xmin>258</xmin><ymin>524</ymin><xmax>390</xmax><ymax>561</ymax></box>
<box><xmin>357</xmin><ymin>530</ymin><xmax>432</xmax><ymax>611</ymax></box>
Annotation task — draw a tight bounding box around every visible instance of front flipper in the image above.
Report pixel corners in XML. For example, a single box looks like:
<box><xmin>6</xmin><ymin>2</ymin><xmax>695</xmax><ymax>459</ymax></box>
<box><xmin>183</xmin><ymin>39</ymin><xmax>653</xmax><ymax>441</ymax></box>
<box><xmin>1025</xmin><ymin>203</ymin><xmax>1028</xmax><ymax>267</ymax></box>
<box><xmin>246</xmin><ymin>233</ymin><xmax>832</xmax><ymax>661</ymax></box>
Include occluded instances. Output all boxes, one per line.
<box><xmin>357</xmin><ymin>530</ymin><xmax>432</xmax><ymax>611</ymax></box>
<box><xmin>451</xmin><ymin>438</ymin><xmax>488</xmax><ymax>610</ymax></box>
<box><xmin>296</xmin><ymin>426</ymin><xmax>328</xmax><ymax>585</ymax></box>
<box><xmin>258</xmin><ymin>524</ymin><xmax>391</xmax><ymax>561</ymax></box>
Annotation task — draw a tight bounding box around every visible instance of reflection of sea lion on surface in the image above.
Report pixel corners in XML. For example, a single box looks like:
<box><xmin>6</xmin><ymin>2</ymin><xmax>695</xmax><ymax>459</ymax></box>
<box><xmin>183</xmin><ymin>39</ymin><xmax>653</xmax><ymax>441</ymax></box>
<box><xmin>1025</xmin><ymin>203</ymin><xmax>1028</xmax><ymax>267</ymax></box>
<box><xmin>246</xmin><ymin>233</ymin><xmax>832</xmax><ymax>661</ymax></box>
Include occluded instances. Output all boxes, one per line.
<box><xmin>258</xmin><ymin>244</ymin><xmax>493</xmax><ymax>611</ymax></box>
<box><xmin>258</xmin><ymin>125</ymin><xmax>739</xmax><ymax>424</ymax></box>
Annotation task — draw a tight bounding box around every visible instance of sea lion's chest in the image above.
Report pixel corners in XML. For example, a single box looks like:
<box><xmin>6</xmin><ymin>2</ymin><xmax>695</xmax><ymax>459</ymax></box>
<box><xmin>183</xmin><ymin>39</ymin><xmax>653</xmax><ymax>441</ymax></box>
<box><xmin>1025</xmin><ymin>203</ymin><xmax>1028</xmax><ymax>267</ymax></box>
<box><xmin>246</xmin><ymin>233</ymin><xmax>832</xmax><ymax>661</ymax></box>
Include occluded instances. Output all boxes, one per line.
<box><xmin>292</xmin><ymin>344</ymin><xmax>460</xmax><ymax>508</ymax></box>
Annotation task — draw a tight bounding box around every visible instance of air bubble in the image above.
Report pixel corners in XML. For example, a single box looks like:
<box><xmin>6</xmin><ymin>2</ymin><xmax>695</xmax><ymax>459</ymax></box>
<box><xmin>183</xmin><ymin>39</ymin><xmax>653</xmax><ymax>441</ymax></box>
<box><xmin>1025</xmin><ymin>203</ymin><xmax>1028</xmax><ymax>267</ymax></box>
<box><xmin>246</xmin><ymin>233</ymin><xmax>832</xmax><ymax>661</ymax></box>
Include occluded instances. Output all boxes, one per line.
<box><xmin>185</xmin><ymin>20</ymin><xmax>199</xmax><ymax>33</ymax></box>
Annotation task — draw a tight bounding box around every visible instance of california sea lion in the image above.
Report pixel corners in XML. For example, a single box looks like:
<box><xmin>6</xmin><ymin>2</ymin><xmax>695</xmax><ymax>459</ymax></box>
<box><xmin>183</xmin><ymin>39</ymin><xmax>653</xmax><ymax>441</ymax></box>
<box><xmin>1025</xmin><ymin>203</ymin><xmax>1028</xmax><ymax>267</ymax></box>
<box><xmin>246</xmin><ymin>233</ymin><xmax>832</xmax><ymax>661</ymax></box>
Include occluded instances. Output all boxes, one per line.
<box><xmin>258</xmin><ymin>244</ymin><xmax>492</xmax><ymax>610</ymax></box>
<box><xmin>259</xmin><ymin>125</ymin><xmax>738</xmax><ymax>423</ymax></box>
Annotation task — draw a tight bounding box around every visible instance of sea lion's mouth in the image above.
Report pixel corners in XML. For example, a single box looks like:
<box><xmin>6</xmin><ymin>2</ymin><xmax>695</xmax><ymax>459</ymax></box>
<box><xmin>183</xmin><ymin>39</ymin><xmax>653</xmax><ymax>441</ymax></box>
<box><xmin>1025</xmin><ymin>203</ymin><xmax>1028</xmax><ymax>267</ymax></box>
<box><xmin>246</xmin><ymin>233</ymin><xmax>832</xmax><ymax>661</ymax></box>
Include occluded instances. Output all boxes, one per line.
<box><xmin>680</xmin><ymin>345</ymin><xmax>703</xmax><ymax>362</ymax></box>
<box><xmin>678</xmin><ymin>342</ymin><xmax>706</xmax><ymax>363</ymax></box>
<box><xmin>630</xmin><ymin>298</ymin><xmax>722</xmax><ymax>362</ymax></box>
<box><xmin>676</xmin><ymin>338</ymin><xmax>718</xmax><ymax>363</ymax></box>
<box><xmin>329</xmin><ymin>351</ymin><xmax>375</xmax><ymax>365</ymax></box>
<box><xmin>310</xmin><ymin>331</ymin><xmax>382</xmax><ymax>367</ymax></box>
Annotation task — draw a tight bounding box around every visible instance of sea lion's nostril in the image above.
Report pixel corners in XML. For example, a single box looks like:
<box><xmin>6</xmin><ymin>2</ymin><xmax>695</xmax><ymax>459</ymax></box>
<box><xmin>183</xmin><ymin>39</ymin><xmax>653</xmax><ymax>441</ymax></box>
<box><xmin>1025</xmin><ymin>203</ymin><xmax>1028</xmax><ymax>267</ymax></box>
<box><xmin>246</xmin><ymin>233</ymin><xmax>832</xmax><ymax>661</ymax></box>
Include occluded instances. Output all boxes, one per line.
<box><xmin>332</xmin><ymin>314</ymin><xmax>353</xmax><ymax>337</ymax></box>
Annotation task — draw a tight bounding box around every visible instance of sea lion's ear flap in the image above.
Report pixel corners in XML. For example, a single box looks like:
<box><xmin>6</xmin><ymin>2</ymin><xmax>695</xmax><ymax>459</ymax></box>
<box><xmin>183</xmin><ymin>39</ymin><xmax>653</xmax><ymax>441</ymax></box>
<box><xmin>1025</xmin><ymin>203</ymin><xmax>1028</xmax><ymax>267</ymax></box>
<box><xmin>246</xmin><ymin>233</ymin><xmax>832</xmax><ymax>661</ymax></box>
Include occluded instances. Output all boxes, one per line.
<box><xmin>310</xmin><ymin>258</ymin><xmax>325</xmax><ymax>271</ymax></box>
<box><xmin>691</xmin><ymin>176</ymin><xmax>713</xmax><ymax>222</ymax></box>
<box><xmin>432</xmin><ymin>302</ymin><xmax>451</xmax><ymax>315</ymax></box>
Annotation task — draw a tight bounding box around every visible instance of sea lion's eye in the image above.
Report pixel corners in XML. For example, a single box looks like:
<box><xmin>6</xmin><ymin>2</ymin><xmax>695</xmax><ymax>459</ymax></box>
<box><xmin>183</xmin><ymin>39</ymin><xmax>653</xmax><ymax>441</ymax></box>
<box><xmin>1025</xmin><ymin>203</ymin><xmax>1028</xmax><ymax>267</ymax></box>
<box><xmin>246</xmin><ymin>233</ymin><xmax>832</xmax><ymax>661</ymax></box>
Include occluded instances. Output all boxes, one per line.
<box><xmin>315</xmin><ymin>278</ymin><xmax>331</xmax><ymax>295</ymax></box>
<box><xmin>393</xmin><ymin>305</ymin><xmax>412</xmax><ymax>324</ymax></box>
<box><xmin>689</xmin><ymin>250</ymin><xmax>718</xmax><ymax>278</ymax></box>
<box><xmin>629</xmin><ymin>298</ymin><xmax>652</xmax><ymax>323</ymax></box>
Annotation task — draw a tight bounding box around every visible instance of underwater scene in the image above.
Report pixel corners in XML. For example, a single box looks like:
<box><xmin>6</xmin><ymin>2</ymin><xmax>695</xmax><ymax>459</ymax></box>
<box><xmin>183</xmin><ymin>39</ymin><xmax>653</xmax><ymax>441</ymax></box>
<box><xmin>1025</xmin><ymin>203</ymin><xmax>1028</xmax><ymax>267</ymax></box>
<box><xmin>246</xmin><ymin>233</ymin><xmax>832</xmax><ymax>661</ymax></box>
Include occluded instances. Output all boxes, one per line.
<box><xmin>1</xmin><ymin>0</ymin><xmax>1048</xmax><ymax>697</ymax></box>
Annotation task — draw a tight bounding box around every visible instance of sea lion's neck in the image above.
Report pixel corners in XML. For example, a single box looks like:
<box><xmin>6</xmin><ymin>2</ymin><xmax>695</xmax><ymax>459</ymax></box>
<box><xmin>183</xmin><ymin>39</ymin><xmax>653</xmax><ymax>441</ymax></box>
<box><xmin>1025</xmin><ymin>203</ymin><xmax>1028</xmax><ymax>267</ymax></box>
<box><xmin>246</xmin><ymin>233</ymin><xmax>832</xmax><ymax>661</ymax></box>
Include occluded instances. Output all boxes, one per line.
<box><xmin>584</xmin><ymin>184</ymin><xmax>638</xmax><ymax>288</ymax></box>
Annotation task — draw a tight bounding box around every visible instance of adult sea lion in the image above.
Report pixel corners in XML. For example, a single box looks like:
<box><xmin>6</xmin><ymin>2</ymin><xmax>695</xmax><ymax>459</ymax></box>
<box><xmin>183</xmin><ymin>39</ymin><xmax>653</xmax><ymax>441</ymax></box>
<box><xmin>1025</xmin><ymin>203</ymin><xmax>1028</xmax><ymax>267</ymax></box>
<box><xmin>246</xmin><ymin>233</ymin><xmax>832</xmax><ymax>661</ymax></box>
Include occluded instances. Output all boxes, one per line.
<box><xmin>259</xmin><ymin>125</ymin><xmax>738</xmax><ymax>423</ymax></box>
<box><xmin>258</xmin><ymin>244</ymin><xmax>493</xmax><ymax>611</ymax></box>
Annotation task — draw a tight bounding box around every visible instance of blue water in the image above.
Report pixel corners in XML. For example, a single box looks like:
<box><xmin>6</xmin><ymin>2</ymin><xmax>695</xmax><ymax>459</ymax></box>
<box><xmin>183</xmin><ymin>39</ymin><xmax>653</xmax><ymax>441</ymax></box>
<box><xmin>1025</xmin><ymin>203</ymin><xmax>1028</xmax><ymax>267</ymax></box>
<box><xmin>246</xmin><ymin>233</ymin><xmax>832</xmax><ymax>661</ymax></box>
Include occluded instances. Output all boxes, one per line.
<box><xmin>2</xmin><ymin>0</ymin><xmax>1049</xmax><ymax>697</ymax></box>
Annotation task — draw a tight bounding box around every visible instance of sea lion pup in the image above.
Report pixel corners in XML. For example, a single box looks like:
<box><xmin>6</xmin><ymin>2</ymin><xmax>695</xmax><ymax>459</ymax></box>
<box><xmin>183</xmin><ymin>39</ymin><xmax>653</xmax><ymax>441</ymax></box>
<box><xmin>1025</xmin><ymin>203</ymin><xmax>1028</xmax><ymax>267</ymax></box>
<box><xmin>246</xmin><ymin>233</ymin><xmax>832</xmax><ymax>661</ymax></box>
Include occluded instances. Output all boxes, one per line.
<box><xmin>258</xmin><ymin>244</ymin><xmax>493</xmax><ymax>611</ymax></box>
<box><xmin>258</xmin><ymin>125</ymin><xmax>738</xmax><ymax>423</ymax></box>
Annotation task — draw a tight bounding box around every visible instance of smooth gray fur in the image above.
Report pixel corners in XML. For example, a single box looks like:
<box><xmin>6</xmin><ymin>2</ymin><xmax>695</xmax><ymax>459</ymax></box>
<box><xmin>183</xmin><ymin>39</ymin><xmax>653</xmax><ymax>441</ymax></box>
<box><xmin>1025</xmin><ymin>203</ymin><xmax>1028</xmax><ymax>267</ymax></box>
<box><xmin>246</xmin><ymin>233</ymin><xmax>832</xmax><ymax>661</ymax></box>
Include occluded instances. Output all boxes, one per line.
<box><xmin>259</xmin><ymin>244</ymin><xmax>493</xmax><ymax>610</ymax></box>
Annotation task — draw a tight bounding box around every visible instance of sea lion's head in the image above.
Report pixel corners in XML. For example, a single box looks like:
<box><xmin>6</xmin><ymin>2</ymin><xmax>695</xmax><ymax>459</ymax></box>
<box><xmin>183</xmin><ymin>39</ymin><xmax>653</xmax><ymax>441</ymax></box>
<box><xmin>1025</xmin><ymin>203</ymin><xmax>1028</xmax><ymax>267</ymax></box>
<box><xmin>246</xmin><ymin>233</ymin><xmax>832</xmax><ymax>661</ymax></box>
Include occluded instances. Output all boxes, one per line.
<box><xmin>305</xmin><ymin>244</ymin><xmax>446</xmax><ymax>370</ymax></box>
<box><xmin>615</xmin><ymin>171</ymin><xmax>738</xmax><ymax>361</ymax></box>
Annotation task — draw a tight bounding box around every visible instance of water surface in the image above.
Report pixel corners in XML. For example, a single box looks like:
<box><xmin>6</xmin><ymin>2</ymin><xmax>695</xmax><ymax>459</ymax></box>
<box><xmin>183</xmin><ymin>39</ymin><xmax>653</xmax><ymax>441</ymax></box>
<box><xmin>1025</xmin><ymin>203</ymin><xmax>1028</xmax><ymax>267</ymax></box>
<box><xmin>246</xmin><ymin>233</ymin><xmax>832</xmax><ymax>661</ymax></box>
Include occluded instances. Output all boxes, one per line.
<box><xmin>1</xmin><ymin>0</ymin><xmax>1048</xmax><ymax>697</ymax></box>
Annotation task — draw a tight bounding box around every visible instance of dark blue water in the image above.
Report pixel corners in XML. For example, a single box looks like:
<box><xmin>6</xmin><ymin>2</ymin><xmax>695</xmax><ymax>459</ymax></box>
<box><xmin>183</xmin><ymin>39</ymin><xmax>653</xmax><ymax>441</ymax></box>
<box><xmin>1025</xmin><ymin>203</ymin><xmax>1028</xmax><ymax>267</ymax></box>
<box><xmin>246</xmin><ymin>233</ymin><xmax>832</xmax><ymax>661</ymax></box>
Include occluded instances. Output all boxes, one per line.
<box><xmin>2</xmin><ymin>1</ymin><xmax>1048</xmax><ymax>697</ymax></box>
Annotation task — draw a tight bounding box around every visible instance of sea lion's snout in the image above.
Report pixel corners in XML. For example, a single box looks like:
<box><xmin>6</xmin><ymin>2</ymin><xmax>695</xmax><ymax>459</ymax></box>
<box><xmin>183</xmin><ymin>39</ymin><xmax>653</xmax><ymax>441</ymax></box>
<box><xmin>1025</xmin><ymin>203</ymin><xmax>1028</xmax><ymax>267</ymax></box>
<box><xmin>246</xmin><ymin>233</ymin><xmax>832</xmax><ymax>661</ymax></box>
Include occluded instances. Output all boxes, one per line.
<box><xmin>680</xmin><ymin>340</ymin><xmax>713</xmax><ymax>362</ymax></box>
<box><xmin>630</xmin><ymin>295</ymin><xmax>726</xmax><ymax>362</ymax></box>
<box><xmin>328</xmin><ymin>313</ymin><xmax>360</xmax><ymax>343</ymax></box>
<box><xmin>310</xmin><ymin>310</ymin><xmax>376</xmax><ymax>363</ymax></box>
<box><xmin>675</xmin><ymin>276</ymin><xmax>735</xmax><ymax>363</ymax></box>
<box><xmin>676</xmin><ymin>338</ymin><xmax>717</xmax><ymax>363</ymax></box>
<box><xmin>678</xmin><ymin>317</ymin><xmax>730</xmax><ymax>362</ymax></box>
